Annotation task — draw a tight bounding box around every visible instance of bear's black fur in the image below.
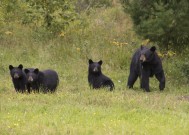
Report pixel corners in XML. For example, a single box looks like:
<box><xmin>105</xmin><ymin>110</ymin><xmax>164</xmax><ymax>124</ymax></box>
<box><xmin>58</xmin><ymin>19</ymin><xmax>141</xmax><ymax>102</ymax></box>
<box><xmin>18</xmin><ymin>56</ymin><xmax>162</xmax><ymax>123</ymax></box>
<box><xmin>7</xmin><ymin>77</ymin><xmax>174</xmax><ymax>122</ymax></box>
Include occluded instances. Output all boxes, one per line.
<box><xmin>127</xmin><ymin>46</ymin><xmax>165</xmax><ymax>92</ymax></box>
<box><xmin>24</xmin><ymin>68</ymin><xmax>36</xmax><ymax>93</ymax></box>
<box><xmin>24</xmin><ymin>68</ymin><xmax>59</xmax><ymax>93</ymax></box>
<box><xmin>9</xmin><ymin>64</ymin><xmax>27</xmax><ymax>93</ymax></box>
<box><xmin>88</xmin><ymin>59</ymin><xmax>114</xmax><ymax>91</ymax></box>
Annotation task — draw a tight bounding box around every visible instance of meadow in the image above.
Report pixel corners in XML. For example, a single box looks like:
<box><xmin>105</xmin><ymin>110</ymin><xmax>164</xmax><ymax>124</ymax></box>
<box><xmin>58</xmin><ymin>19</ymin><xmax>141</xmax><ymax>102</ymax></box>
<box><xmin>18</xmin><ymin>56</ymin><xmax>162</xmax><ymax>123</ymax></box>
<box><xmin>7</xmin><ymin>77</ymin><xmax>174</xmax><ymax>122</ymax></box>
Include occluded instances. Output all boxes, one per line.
<box><xmin>0</xmin><ymin>3</ymin><xmax>189</xmax><ymax>135</ymax></box>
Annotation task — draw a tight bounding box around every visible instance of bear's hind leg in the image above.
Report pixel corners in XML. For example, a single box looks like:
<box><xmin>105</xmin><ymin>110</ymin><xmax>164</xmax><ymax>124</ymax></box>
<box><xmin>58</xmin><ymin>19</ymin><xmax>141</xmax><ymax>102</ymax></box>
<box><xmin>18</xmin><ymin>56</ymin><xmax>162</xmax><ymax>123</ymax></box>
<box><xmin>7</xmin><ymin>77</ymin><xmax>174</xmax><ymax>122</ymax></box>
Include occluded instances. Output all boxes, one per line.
<box><xmin>127</xmin><ymin>72</ymin><xmax>138</xmax><ymax>89</ymax></box>
<box><xmin>155</xmin><ymin>71</ymin><xmax>165</xmax><ymax>91</ymax></box>
<box><xmin>103</xmin><ymin>80</ymin><xmax>115</xmax><ymax>91</ymax></box>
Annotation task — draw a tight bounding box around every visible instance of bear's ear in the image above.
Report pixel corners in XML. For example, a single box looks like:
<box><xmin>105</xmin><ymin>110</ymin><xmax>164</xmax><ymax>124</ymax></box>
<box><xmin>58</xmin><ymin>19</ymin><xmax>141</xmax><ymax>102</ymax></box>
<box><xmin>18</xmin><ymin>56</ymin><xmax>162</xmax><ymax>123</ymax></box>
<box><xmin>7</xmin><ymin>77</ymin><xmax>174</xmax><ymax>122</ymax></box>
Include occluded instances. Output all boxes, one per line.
<box><xmin>24</xmin><ymin>69</ymin><xmax>29</xmax><ymax>74</ymax></box>
<box><xmin>141</xmin><ymin>45</ymin><xmax>144</xmax><ymax>50</ymax></box>
<box><xmin>98</xmin><ymin>60</ymin><xmax>103</xmax><ymax>65</ymax></box>
<box><xmin>89</xmin><ymin>59</ymin><xmax>93</xmax><ymax>64</ymax></box>
<box><xmin>34</xmin><ymin>68</ymin><xmax>39</xmax><ymax>74</ymax></box>
<box><xmin>18</xmin><ymin>64</ymin><xmax>23</xmax><ymax>69</ymax></box>
<box><xmin>9</xmin><ymin>65</ymin><xmax>14</xmax><ymax>70</ymax></box>
<box><xmin>150</xmin><ymin>46</ymin><xmax>156</xmax><ymax>52</ymax></box>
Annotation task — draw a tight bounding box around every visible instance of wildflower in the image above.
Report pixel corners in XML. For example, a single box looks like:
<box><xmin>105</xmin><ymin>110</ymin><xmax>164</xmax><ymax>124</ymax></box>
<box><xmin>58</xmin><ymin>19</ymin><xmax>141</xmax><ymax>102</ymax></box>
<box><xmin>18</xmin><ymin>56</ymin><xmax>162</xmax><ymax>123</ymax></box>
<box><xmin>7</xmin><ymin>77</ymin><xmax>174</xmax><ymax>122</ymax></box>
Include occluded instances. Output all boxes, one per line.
<box><xmin>76</xmin><ymin>48</ymin><xmax>81</xmax><ymax>51</ymax></box>
<box><xmin>158</xmin><ymin>51</ymin><xmax>176</xmax><ymax>58</ymax></box>
<box><xmin>142</xmin><ymin>39</ymin><xmax>150</xmax><ymax>45</ymax></box>
<box><xmin>167</xmin><ymin>51</ymin><xmax>176</xmax><ymax>57</ymax></box>
<box><xmin>5</xmin><ymin>31</ymin><xmax>13</xmax><ymax>35</ymax></box>
<box><xmin>112</xmin><ymin>40</ymin><xmax>128</xmax><ymax>47</ymax></box>
<box><xmin>157</xmin><ymin>52</ymin><xmax>164</xmax><ymax>58</ymax></box>
<box><xmin>112</xmin><ymin>41</ymin><xmax>117</xmax><ymax>45</ymax></box>
<box><xmin>59</xmin><ymin>32</ymin><xmax>65</xmax><ymax>37</ymax></box>
<box><xmin>14</xmin><ymin>123</ymin><xmax>19</xmax><ymax>126</ymax></box>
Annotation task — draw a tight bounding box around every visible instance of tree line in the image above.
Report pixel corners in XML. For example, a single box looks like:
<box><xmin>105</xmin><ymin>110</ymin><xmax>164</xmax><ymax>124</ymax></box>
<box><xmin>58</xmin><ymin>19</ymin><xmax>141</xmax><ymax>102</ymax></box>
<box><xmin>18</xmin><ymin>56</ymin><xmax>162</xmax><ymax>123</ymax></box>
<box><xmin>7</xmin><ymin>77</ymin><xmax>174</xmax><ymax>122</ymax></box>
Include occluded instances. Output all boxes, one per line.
<box><xmin>121</xmin><ymin>0</ymin><xmax>189</xmax><ymax>51</ymax></box>
<box><xmin>0</xmin><ymin>0</ymin><xmax>188</xmax><ymax>51</ymax></box>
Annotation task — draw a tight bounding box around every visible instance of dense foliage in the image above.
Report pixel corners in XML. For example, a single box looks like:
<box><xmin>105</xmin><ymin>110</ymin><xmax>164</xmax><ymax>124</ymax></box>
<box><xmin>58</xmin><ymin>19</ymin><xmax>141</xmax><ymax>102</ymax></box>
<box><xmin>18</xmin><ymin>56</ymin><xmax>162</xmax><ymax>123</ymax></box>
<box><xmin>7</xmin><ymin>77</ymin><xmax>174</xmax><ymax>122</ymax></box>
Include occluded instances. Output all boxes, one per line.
<box><xmin>23</xmin><ymin>0</ymin><xmax>78</xmax><ymax>33</ymax></box>
<box><xmin>0</xmin><ymin>0</ymin><xmax>113</xmax><ymax>34</ymax></box>
<box><xmin>121</xmin><ymin>0</ymin><xmax>189</xmax><ymax>50</ymax></box>
<box><xmin>0</xmin><ymin>0</ymin><xmax>78</xmax><ymax>34</ymax></box>
<box><xmin>76</xmin><ymin>0</ymin><xmax>113</xmax><ymax>11</ymax></box>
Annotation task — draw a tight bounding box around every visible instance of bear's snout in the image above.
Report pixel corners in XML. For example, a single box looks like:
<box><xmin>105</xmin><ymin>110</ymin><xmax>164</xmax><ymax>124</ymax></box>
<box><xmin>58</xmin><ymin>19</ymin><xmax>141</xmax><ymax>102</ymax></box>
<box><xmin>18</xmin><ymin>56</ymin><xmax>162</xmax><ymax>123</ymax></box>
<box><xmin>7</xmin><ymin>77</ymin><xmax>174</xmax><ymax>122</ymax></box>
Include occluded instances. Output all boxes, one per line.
<box><xmin>140</xmin><ymin>54</ymin><xmax>146</xmax><ymax>62</ymax></box>
<box><xmin>93</xmin><ymin>67</ymin><xmax>98</xmax><ymax>72</ymax></box>
<box><xmin>28</xmin><ymin>76</ymin><xmax>33</xmax><ymax>82</ymax></box>
<box><xmin>14</xmin><ymin>73</ymin><xmax>19</xmax><ymax>79</ymax></box>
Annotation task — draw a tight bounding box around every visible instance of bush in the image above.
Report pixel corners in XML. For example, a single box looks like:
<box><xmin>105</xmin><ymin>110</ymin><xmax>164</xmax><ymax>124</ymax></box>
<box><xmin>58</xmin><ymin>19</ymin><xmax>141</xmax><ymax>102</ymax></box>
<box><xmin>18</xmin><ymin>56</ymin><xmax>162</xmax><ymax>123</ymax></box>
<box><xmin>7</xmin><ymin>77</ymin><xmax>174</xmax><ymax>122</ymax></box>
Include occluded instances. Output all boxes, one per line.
<box><xmin>75</xmin><ymin>0</ymin><xmax>113</xmax><ymax>12</ymax></box>
<box><xmin>22</xmin><ymin>0</ymin><xmax>78</xmax><ymax>34</ymax></box>
<box><xmin>181</xmin><ymin>63</ymin><xmax>189</xmax><ymax>82</ymax></box>
<box><xmin>121</xmin><ymin>0</ymin><xmax>189</xmax><ymax>51</ymax></box>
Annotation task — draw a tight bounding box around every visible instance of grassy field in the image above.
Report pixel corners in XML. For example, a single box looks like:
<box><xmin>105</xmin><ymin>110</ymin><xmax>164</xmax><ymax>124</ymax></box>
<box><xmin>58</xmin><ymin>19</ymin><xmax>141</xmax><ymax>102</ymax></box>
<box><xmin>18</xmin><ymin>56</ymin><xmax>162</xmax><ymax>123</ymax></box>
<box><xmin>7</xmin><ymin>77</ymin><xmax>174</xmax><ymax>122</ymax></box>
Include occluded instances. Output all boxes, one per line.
<box><xmin>1</xmin><ymin>87</ymin><xmax>189</xmax><ymax>134</ymax></box>
<box><xmin>0</xmin><ymin>2</ymin><xmax>189</xmax><ymax>135</ymax></box>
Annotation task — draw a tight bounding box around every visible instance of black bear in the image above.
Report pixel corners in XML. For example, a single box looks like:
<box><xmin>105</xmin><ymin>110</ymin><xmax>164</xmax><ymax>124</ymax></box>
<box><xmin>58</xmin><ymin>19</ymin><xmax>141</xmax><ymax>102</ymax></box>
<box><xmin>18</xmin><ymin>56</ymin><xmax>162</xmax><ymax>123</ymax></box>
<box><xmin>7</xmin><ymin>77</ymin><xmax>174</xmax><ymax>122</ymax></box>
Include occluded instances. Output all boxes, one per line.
<box><xmin>24</xmin><ymin>68</ymin><xmax>35</xmax><ymax>93</ymax></box>
<box><xmin>88</xmin><ymin>59</ymin><xmax>114</xmax><ymax>91</ymax></box>
<box><xmin>9</xmin><ymin>64</ymin><xmax>27</xmax><ymax>93</ymax></box>
<box><xmin>24</xmin><ymin>68</ymin><xmax>59</xmax><ymax>93</ymax></box>
<box><xmin>127</xmin><ymin>46</ymin><xmax>165</xmax><ymax>92</ymax></box>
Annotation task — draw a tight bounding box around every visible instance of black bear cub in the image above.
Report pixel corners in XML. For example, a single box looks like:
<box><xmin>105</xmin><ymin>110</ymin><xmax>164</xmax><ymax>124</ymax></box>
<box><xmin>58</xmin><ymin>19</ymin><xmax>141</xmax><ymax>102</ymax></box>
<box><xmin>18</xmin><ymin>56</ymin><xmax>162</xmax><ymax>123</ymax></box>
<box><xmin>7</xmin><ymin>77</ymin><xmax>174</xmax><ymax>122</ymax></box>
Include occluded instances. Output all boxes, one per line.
<box><xmin>88</xmin><ymin>59</ymin><xmax>114</xmax><ymax>91</ymax></box>
<box><xmin>127</xmin><ymin>46</ymin><xmax>165</xmax><ymax>92</ymax></box>
<box><xmin>9</xmin><ymin>64</ymin><xmax>27</xmax><ymax>93</ymax></box>
<box><xmin>24</xmin><ymin>68</ymin><xmax>59</xmax><ymax>93</ymax></box>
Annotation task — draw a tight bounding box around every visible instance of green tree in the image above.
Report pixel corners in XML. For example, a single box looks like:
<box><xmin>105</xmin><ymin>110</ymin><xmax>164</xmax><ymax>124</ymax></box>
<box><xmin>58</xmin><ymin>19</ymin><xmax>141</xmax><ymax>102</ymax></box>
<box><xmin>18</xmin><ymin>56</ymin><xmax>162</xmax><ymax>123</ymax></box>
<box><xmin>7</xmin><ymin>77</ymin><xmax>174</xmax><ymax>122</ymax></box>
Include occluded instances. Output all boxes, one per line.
<box><xmin>0</xmin><ymin>0</ymin><xmax>25</xmax><ymax>35</ymax></box>
<box><xmin>23</xmin><ymin>0</ymin><xmax>78</xmax><ymax>34</ymax></box>
<box><xmin>0</xmin><ymin>0</ymin><xmax>24</xmax><ymax>23</ymax></box>
<box><xmin>0</xmin><ymin>2</ymin><xmax>5</xmax><ymax>28</ymax></box>
<box><xmin>121</xmin><ymin>0</ymin><xmax>189</xmax><ymax>51</ymax></box>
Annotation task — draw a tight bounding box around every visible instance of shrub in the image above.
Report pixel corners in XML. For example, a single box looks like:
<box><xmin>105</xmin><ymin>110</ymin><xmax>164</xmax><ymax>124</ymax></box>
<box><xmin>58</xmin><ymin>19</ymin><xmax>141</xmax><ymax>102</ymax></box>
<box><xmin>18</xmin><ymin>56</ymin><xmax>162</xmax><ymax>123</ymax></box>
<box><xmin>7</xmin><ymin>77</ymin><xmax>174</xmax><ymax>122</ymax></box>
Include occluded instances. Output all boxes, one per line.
<box><xmin>121</xmin><ymin>0</ymin><xmax>189</xmax><ymax>51</ymax></box>
<box><xmin>22</xmin><ymin>0</ymin><xmax>78</xmax><ymax>34</ymax></box>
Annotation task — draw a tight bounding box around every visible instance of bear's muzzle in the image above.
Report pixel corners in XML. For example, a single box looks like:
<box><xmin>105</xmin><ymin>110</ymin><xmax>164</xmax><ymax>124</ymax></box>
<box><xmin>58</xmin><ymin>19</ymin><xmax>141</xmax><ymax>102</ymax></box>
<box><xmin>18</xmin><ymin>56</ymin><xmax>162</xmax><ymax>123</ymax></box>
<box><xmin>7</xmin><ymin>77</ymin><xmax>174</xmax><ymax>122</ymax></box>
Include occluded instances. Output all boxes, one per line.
<box><xmin>140</xmin><ymin>54</ymin><xmax>146</xmax><ymax>62</ymax></box>
<box><xmin>14</xmin><ymin>73</ymin><xmax>19</xmax><ymax>79</ymax></box>
<box><xmin>93</xmin><ymin>67</ymin><xmax>98</xmax><ymax>72</ymax></box>
<box><xmin>28</xmin><ymin>76</ymin><xmax>33</xmax><ymax>82</ymax></box>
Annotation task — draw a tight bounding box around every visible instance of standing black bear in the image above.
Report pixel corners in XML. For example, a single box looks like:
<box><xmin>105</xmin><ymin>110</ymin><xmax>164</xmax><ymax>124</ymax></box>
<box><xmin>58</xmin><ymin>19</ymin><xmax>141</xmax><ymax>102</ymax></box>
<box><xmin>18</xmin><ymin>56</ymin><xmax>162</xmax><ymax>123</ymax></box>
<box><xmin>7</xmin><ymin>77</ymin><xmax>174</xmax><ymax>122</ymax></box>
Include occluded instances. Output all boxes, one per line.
<box><xmin>9</xmin><ymin>64</ymin><xmax>27</xmax><ymax>93</ymax></box>
<box><xmin>127</xmin><ymin>46</ymin><xmax>165</xmax><ymax>92</ymax></box>
<box><xmin>24</xmin><ymin>68</ymin><xmax>59</xmax><ymax>93</ymax></box>
<box><xmin>88</xmin><ymin>59</ymin><xmax>115</xmax><ymax>91</ymax></box>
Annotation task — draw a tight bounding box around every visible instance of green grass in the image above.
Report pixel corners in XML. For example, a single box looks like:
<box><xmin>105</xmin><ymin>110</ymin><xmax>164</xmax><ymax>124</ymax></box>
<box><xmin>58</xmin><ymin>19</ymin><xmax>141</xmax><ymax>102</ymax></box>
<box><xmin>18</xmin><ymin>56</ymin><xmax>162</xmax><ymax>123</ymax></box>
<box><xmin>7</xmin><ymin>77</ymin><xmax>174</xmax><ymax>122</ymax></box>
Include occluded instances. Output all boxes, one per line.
<box><xmin>1</xmin><ymin>88</ymin><xmax>189</xmax><ymax>134</ymax></box>
<box><xmin>0</xmin><ymin>2</ymin><xmax>189</xmax><ymax>135</ymax></box>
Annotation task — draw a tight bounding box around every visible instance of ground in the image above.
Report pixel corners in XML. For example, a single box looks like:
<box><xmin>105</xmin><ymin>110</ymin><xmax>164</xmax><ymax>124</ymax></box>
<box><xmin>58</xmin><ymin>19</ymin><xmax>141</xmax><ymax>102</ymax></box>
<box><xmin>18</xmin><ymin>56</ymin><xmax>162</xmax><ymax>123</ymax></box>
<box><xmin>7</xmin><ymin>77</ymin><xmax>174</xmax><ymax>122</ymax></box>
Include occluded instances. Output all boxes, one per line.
<box><xmin>1</xmin><ymin>87</ymin><xmax>189</xmax><ymax>134</ymax></box>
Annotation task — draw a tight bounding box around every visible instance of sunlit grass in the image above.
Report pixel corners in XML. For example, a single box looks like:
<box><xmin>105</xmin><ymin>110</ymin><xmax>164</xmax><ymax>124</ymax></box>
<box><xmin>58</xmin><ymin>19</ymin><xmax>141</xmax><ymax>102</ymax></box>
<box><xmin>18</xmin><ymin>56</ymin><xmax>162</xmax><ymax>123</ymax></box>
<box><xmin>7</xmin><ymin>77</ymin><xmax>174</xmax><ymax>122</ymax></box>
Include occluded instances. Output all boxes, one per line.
<box><xmin>1</xmin><ymin>85</ymin><xmax>189</xmax><ymax>134</ymax></box>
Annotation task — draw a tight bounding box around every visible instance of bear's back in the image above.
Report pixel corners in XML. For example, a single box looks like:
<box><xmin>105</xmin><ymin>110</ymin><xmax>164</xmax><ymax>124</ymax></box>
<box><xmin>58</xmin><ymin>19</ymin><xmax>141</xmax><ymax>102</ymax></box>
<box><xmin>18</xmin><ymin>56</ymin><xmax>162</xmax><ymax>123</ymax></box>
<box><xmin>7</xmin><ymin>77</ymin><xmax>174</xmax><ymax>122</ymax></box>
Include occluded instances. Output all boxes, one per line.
<box><xmin>40</xmin><ymin>69</ymin><xmax>59</xmax><ymax>90</ymax></box>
